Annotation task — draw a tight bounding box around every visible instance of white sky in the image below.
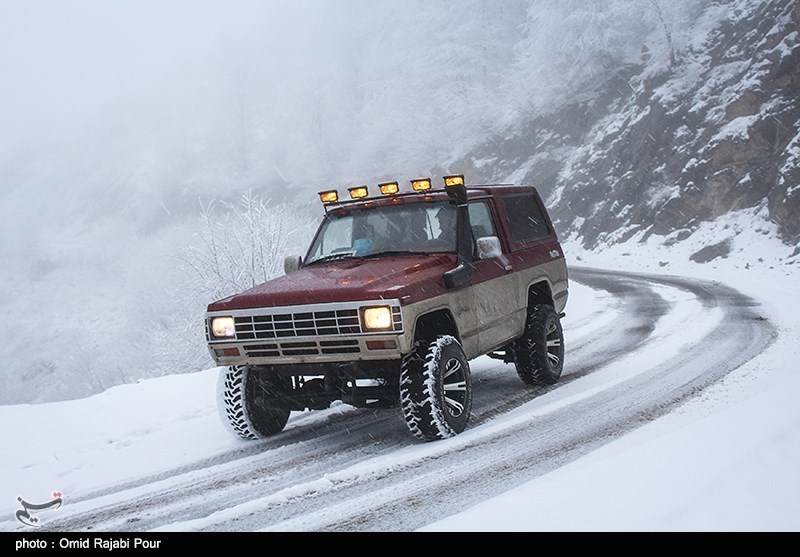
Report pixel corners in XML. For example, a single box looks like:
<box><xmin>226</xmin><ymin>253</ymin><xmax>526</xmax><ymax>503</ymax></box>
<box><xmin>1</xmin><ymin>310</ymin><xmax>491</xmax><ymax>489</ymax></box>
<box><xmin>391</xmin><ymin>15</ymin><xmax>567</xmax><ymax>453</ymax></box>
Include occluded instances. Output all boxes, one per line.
<box><xmin>1</xmin><ymin>218</ymin><xmax>798</xmax><ymax>532</ymax></box>
<box><xmin>0</xmin><ymin>0</ymin><xmax>335</xmax><ymax>153</ymax></box>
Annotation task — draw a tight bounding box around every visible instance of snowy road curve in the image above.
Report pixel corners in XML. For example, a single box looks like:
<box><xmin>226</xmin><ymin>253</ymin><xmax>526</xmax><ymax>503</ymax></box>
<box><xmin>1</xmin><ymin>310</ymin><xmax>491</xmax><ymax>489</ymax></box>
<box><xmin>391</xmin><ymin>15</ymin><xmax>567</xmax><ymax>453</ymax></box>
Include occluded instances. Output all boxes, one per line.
<box><xmin>35</xmin><ymin>268</ymin><xmax>775</xmax><ymax>532</ymax></box>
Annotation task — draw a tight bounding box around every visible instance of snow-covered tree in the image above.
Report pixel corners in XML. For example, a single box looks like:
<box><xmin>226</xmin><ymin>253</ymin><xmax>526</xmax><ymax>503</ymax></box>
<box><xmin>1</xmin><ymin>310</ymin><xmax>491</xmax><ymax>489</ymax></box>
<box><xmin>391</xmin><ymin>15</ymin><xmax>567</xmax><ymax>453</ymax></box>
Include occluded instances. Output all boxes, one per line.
<box><xmin>506</xmin><ymin>0</ymin><xmax>650</xmax><ymax>117</ymax></box>
<box><xmin>504</xmin><ymin>0</ymin><xmax>709</xmax><ymax>120</ymax></box>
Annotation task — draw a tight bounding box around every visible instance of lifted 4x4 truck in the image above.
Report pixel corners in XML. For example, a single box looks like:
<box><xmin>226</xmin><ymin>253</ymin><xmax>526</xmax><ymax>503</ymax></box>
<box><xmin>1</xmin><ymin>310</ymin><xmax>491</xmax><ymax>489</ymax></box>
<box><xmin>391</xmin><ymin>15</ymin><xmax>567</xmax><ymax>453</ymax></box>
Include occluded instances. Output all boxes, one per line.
<box><xmin>206</xmin><ymin>175</ymin><xmax>568</xmax><ymax>441</ymax></box>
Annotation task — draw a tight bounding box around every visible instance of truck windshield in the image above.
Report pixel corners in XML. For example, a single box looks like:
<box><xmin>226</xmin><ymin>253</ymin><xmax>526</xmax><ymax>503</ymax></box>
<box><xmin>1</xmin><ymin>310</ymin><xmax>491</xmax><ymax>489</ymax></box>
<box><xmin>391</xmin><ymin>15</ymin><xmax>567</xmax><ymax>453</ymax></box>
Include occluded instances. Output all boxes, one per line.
<box><xmin>305</xmin><ymin>202</ymin><xmax>456</xmax><ymax>265</ymax></box>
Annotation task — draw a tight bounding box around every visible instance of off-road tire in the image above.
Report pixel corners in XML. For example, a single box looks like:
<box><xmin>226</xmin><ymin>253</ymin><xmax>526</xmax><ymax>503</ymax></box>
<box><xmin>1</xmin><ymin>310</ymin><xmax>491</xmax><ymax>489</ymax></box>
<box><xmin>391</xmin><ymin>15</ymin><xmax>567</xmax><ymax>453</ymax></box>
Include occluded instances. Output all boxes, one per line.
<box><xmin>400</xmin><ymin>335</ymin><xmax>472</xmax><ymax>441</ymax></box>
<box><xmin>512</xmin><ymin>304</ymin><xmax>564</xmax><ymax>386</ymax></box>
<box><xmin>217</xmin><ymin>365</ymin><xmax>291</xmax><ymax>440</ymax></box>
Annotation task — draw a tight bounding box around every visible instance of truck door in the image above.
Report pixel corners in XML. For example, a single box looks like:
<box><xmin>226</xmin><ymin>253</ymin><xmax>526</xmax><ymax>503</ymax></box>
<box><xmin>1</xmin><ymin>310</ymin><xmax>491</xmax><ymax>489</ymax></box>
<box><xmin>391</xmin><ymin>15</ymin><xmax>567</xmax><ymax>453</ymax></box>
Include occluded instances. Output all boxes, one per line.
<box><xmin>469</xmin><ymin>201</ymin><xmax>523</xmax><ymax>354</ymax></box>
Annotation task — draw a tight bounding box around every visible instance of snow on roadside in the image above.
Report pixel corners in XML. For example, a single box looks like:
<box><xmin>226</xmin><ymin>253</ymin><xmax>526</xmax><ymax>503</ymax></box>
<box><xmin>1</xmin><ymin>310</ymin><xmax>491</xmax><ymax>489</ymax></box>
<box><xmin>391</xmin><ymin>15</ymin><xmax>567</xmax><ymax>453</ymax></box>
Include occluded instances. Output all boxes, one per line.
<box><xmin>0</xmin><ymin>368</ymin><xmax>229</xmax><ymax>521</ymax></box>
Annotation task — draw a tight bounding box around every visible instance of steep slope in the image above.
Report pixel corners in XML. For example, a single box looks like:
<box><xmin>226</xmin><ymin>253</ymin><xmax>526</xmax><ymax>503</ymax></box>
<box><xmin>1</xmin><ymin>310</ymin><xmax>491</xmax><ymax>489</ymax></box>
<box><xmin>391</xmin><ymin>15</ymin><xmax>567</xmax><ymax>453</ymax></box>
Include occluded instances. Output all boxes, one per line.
<box><xmin>462</xmin><ymin>0</ymin><xmax>799</xmax><ymax>251</ymax></box>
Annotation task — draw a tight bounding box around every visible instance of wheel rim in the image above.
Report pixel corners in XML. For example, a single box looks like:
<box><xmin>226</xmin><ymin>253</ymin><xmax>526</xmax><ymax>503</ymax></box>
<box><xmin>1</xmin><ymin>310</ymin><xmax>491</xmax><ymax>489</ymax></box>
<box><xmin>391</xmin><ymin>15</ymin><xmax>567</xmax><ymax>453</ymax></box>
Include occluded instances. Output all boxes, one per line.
<box><xmin>545</xmin><ymin>320</ymin><xmax>562</xmax><ymax>369</ymax></box>
<box><xmin>442</xmin><ymin>357</ymin><xmax>468</xmax><ymax>418</ymax></box>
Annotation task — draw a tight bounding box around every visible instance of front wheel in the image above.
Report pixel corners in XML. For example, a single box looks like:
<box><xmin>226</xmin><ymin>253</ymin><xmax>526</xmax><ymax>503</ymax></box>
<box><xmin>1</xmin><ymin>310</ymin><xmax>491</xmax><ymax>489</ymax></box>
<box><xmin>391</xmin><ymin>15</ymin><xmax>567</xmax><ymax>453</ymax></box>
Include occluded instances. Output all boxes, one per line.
<box><xmin>217</xmin><ymin>365</ymin><xmax>291</xmax><ymax>440</ymax></box>
<box><xmin>512</xmin><ymin>305</ymin><xmax>565</xmax><ymax>386</ymax></box>
<box><xmin>400</xmin><ymin>335</ymin><xmax>472</xmax><ymax>441</ymax></box>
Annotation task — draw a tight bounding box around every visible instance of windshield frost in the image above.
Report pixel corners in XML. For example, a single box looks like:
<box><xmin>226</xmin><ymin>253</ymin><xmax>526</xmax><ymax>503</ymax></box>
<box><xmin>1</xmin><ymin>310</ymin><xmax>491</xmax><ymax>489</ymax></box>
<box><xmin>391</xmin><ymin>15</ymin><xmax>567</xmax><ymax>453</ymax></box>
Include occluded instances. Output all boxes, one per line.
<box><xmin>306</xmin><ymin>202</ymin><xmax>456</xmax><ymax>264</ymax></box>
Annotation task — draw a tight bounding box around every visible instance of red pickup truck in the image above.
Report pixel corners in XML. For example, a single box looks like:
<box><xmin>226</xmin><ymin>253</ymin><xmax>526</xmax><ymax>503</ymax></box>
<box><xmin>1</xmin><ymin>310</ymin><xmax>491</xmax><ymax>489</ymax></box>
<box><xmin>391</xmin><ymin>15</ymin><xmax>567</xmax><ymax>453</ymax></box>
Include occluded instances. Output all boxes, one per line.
<box><xmin>206</xmin><ymin>176</ymin><xmax>569</xmax><ymax>441</ymax></box>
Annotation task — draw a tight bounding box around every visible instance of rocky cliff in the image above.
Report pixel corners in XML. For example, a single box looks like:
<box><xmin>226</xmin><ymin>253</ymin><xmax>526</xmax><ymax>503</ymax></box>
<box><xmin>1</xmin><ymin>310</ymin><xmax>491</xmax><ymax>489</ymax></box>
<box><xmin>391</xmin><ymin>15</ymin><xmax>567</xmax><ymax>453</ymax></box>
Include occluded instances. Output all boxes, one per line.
<box><xmin>460</xmin><ymin>0</ymin><xmax>799</xmax><ymax>252</ymax></box>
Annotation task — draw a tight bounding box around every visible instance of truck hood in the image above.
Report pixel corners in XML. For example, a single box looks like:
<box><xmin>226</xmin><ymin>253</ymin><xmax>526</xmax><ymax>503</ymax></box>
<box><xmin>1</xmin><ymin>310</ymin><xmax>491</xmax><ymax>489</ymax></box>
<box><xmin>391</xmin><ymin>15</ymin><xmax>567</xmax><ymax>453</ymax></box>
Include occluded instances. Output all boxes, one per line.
<box><xmin>207</xmin><ymin>254</ymin><xmax>457</xmax><ymax>312</ymax></box>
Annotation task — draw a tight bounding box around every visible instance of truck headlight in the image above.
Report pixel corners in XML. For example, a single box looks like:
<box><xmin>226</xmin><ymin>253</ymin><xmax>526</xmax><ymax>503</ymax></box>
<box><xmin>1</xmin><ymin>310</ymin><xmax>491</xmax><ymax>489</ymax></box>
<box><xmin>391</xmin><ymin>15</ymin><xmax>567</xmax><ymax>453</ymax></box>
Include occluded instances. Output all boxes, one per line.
<box><xmin>361</xmin><ymin>306</ymin><xmax>392</xmax><ymax>331</ymax></box>
<box><xmin>210</xmin><ymin>316</ymin><xmax>236</xmax><ymax>338</ymax></box>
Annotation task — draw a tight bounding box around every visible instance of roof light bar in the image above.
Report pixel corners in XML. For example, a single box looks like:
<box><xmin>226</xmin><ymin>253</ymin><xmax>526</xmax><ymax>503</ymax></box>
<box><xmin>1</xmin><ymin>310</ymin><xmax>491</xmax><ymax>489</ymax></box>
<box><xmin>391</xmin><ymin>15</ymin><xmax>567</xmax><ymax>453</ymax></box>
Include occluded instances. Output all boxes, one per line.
<box><xmin>320</xmin><ymin>174</ymin><xmax>465</xmax><ymax>205</ymax></box>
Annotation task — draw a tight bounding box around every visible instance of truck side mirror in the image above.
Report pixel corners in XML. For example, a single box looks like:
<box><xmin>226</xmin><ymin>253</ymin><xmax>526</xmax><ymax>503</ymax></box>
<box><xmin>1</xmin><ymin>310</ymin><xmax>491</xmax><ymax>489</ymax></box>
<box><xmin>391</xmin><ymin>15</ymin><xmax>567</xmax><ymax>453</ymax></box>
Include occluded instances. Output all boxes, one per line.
<box><xmin>476</xmin><ymin>236</ymin><xmax>502</xmax><ymax>260</ymax></box>
<box><xmin>284</xmin><ymin>255</ymin><xmax>303</xmax><ymax>275</ymax></box>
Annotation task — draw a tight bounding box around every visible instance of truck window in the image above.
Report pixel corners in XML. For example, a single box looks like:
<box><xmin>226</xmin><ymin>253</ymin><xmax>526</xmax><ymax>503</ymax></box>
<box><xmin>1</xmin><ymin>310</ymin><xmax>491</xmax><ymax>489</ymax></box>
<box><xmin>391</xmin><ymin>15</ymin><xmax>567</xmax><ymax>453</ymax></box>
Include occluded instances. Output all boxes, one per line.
<box><xmin>468</xmin><ymin>201</ymin><xmax>498</xmax><ymax>240</ymax></box>
<box><xmin>313</xmin><ymin>216</ymin><xmax>352</xmax><ymax>255</ymax></box>
<box><xmin>501</xmin><ymin>193</ymin><xmax>550</xmax><ymax>243</ymax></box>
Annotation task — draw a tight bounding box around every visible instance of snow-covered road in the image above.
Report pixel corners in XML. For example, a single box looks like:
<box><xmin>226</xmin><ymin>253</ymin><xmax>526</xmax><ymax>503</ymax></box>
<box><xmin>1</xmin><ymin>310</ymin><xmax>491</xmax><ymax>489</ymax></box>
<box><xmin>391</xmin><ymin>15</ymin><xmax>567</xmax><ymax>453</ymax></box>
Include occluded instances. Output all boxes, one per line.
<box><xmin>1</xmin><ymin>268</ymin><xmax>775</xmax><ymax>532</ymax></box>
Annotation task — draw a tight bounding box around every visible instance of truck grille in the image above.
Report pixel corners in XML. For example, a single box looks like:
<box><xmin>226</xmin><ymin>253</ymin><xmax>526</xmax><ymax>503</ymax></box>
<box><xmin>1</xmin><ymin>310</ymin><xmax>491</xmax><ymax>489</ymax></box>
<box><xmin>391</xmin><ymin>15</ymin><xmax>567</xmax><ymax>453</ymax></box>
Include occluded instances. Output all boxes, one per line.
<box><xmin>230</xmin><ymin>305</ymin><xmax>402</xmax><ymax>340</ymax></box>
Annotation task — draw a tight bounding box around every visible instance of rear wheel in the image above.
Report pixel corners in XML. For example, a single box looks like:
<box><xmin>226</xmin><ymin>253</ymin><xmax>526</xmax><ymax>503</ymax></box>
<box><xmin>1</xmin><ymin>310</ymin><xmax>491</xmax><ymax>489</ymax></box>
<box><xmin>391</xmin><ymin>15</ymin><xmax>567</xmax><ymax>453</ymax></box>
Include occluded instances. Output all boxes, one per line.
<box><xmin>400</xmin><ymin>335</ymin><xmax>472</xmax><ymax>441</ymax></box>
<box><xmin>217</xmin><ymin>365</ymin><xmax>291</xmax><ymax>440</ymax></box>
<box><xmin>512</xmin><ymin>304</ymin><xmax>564</xmax><ymax>386</ymax></box>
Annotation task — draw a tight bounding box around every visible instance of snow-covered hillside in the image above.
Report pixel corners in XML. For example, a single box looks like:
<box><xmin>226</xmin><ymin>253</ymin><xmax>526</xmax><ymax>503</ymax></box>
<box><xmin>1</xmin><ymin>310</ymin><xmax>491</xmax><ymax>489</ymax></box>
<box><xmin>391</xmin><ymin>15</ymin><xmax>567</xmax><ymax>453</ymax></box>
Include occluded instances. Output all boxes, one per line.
<box><xmin>462</xmin><ymin>0</ymin><xmax>800</xmax><ymax>251</ymax></box>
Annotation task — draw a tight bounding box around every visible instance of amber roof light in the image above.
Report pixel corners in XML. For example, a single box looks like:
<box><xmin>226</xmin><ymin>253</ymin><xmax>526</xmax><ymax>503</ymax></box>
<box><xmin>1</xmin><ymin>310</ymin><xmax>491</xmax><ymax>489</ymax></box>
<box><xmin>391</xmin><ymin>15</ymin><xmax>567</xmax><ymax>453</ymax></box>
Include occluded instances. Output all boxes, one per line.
<box><xmin>348</xmin><ymin>186</ymin><xmax>369</xmax><ymax>200</ymax></box>
<box><xmin>379</xmin><ymin>182</ymin><xmax>400</xmax><ymax>195</ymax></box>
<box><xmin>319</xmin><ymin>190</ymin><xmax>339</xmax><ymax>204</ymax></box>
<box><xmin>411</xmin><ymin>178</ymin><xmax>432</xmax><ymax>191</ymax></box>
<box><xmin>444</xmin><ymin>175</ymin><xmax>465</xmax><ymax>188</ymax></box>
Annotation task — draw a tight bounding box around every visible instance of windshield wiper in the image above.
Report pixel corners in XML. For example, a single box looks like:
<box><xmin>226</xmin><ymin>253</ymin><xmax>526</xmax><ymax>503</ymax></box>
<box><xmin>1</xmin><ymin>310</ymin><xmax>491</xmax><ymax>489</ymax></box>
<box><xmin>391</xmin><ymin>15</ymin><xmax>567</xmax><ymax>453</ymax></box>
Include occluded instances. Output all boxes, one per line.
<box><xmin>361</xmin><ymin>250</ymin><xmax>431</xmax><ymax>259</ymax></box>
<box><xmin>306</xmin><ymin>252</ymin><xmax>360</xmax><ymax>265</ymax></box>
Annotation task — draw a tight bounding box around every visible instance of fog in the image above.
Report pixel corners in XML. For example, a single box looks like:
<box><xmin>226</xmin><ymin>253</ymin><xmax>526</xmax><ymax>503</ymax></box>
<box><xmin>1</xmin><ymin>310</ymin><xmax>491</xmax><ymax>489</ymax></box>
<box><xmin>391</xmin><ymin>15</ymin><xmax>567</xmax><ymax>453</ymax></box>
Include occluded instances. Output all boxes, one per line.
<box><xmin>4</xmin><ymin>1</ymin><xmax>254</xmax><ymax>149</ymax></box>
<box><xmin>0</xmin><ymin>0</ymin><xmax>701</xmax><ymax>403</ymax></box>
